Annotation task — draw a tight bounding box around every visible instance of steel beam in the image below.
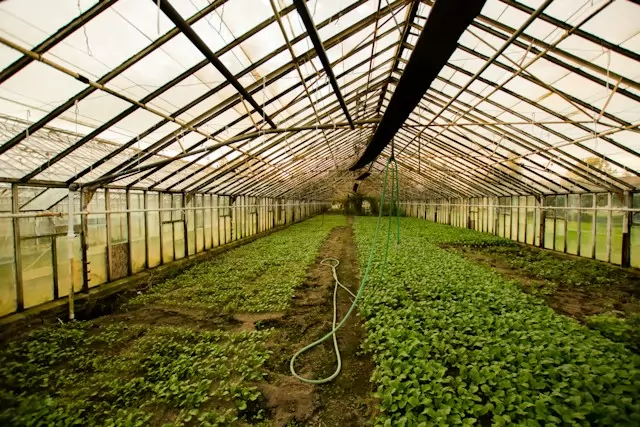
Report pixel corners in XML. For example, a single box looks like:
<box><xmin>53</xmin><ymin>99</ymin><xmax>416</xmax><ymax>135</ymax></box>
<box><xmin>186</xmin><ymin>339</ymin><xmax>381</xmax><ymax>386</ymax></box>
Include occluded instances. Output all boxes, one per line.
<box><xmin>351</xmin><ymin>0</ymin><xmax>486</xmax><ymax>170</ymax></box>
<box><xmin>0</xmin><ymin>0</ymin><xmax>118</xmax><ymax>85</ymax></box>
<box><xmin>155</xmin><ymin>0</ymin><xmax>275</xmax><ymax>128</ymax></box>
<box><xmin>293</xmin><ymin>0</ymin><xmax>355</xmax><ymax>129</ymax></box>
<box><xmin>0</xmin><ymin>0</ymin><xmax>229</xmax><ymax>157</ymax></box>
<box><xmin>375</xmin><ymin>0</ymin><xmax>420</xmax><ymax>114</ymax></box>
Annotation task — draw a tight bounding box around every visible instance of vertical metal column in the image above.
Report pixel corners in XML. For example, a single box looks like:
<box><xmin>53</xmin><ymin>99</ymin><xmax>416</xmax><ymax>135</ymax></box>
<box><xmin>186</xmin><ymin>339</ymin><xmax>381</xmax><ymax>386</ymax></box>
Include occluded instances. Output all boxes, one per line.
<box><xmin>11</xmin><ymin>184</ymin><xmax>23</xmax><ymax>312</ymax></box>
<box><xmin>538</xmin><ymin>196</ymin><xmax>545</xmax><ymax>248</ymax></box>
<box><xmin>182</xmin><ymin>193</ymin><xmax>188</xmax><ymax>258</ymax></box>
<box><xmin>66</xmin><ymin>185</ymin><xmax>77</xmax><ymax>321</ymax></box>
<box><xmin>143</xmin><ymin>191</ymin><xmax>149</xmax><ymax>269</ymax></box>
<box><xmin>105</xmin><ymin>188</ymin><xmax>112</xmax><ymax>282</ymax></box>
<box><xmin>80</xmin><ymin>188</ymin><xmax>89</xmax><ymax>292</ymax></box>
<box><xmin>552</xmin><ymin>199</ymin><xmax>557</xmax><ymax>250</ymax></box>
<box><xmin>126</xmin><ymin>189</ymin><xmax>133</xmax><ymax>276</ymax></box>
<box><xmin>622</xmin><ymin>191</ymin><xmax>632</xmax><ymax>267</ymax></box>
<box><xmin>159</xmin><ymin>193</ymin><xmax>165</xmax><ymax>265</ymax></box>
<box><xmin>577</xmin><ymin>196</ymin><xmax>582</xmax><ymax>257</ymax></box>
<box><xmin>563</xmin><ymin>196</ymin><xmax>568</xmax><ymax>253</ymax></box>
<box><xmin>606</xmin><ymin>192</ymin><xmax>612</xmax><ymax>263</ymax></box>
<box><xmin>51</xmin><ymin>237</ymin><xmax>59</xmax><ymax>299</ymax></box>
<box><xmin>591</xmin><ymin>195</ymin><xmax>597</xmax><ymax>259</ymax></box>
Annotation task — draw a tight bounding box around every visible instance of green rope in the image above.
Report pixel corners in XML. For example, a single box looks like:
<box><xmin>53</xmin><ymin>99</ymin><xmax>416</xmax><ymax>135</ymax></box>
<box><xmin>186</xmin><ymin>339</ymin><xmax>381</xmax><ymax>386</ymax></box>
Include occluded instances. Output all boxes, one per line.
<box><xmin>290</xmin><ymin>156</ymin><xmax>400</xmax><ymax>384</ymax></box>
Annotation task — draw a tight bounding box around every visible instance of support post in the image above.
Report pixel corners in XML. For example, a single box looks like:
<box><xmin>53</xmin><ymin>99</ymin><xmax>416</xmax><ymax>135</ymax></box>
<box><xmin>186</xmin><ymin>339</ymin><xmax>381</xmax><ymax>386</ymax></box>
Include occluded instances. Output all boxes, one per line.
<box><xmin>105</xmin><ymin>188</ymin><xmax>112</xmax><ymax>282</ymax></box>
<box><xmin>552</xmin><ymin>199</ymin><xmax>557</xmax><ymax>251</ymax></box>
<box><xmin>606</xmin><ymin>192</ymin><xmax>612</xmax><ymax>263</ymax></box>
<box><xmin>126</xmin><ymin>189</ymin><xmax>133</xmax><ymax>277</ymax></box>
<box><xmin>11</xmin><ymin>184</ymin><xmax>24</xmax><ymax>312</ymax></box>
<box><xmin>80</xmin><ymin>188</ymin><xmax>89</xmax><ymax>292</ymax></box>
<box><xmin>159</xmin><ymin>194</ymin><xmax>165</xmax><ymax>264</ymax></box>
<box><xmin>143</xmin><ymin>191</ymin><xmax>149</xmax><ymax>269</ymax></box>
<box><xmin>51</xmin><ymin>237</ymin><xmax>59</xmax><ymax>300</ymax></box>
<box><xmin>561</xmin><ymin>196</ymin><xmax>566</xmax><ymax>252</ymax></box>
<box><xmin>182</xmin><ymin>193</ymin><xmax>188</xmax><ymax>258</ymax></box>
<box><xmin>538</xmin><ymin>196</ymin><xmax>545</xmax><ymax>248</ymax></box>
<box><xmin>591</xmin><ymin>195</ymin><xmax>597</xmax><ymax>259</ymax></box>
<box><xmin>577</xmin><ymin>197</ymin><xmax>582</xmax><ymax>257</ymax></box>
<box><xmin>622</xmin><ymin>191</ymin><xmax>632</xmax><ymax>267</ymax></box>
<box><xmin>67</xmin><ymin>184</ymin><xmax>77</xmax><ymax>321</ymax></box>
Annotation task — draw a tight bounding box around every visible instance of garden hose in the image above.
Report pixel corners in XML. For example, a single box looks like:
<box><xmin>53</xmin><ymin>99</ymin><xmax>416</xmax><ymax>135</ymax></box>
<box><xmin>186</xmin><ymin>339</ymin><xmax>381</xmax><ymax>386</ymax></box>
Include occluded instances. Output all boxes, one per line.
<box><xmin>290</xmin><ymin>157</ymin><xmax>401</xmax><ymax>384</ymax></box>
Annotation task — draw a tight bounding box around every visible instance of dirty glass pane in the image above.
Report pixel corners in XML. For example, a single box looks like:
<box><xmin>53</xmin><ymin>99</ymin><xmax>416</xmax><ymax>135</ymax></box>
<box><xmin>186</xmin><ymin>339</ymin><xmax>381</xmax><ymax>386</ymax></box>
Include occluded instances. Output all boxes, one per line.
<box><xmin>544</xmin><ymin>196</ymin><xmax>555</xmax><ymax>250</ymax></box>
<box><xmin>162</xmin><ymin>194</ymin><xmax>174</xmax><ymax>264</ymax></box>
<box><xmin>130</xmin><ymin>192</ymin><xmax>145</xmax><ymax>273</ymax></box>
<box><xmin>595</xmin><ymin>194</ymin><xmax>608</xmax><ymax>262</ymax></box>
<box><xmin>204</xmin><ymin>195</ymin><xmax>212</xmax><ymax>250</ymax></box>
<box><xmin>173</xmin><ymin>195</ymin><xmax>185</xmax><ymax>260</ymax></box>
<box><xmin>526</xmin><ymin>196</ymin><xmax>535</xmax><ymax>245</ymax></box>
<box><xmin>0</xmin><ymin>185</ymin><xmax>16</xmax><ymax>316</ymax></box>
<box><xmin>555</xmin><ymin>195</ymin><xmax>566</xmax><ymax>253</ymax></box>
<box><xmin>566</xmin><ymin>194</ymin><xmax>579</xmax><ymax>255</ymax></box>
<box><xmin>146</xmin><ymin>193</ymin><xmax>161</xmax><ymax>268</ymax></box>
<box><xmin>87</xmin><ymin>191</ymin><xmax>107</xmax><ymax>287</ymax></box>
<box><xmin>186</xmin><ymin>195</ymin><xmax>196</xmax><ymax>256</ymax></box>
<box><xmin>580</xmin><ymin>194</ymin><xmax>594</xmax><ymax>257</ymax></box>
<box><xmin>611</xmin><ymin>195</ymin><xmax>624</xmax><ymax>265</ymax></box>
<box><xmin>632</xmin><ymin>193</ymin><xmax>640</xmax><ymax>268</ymax></box>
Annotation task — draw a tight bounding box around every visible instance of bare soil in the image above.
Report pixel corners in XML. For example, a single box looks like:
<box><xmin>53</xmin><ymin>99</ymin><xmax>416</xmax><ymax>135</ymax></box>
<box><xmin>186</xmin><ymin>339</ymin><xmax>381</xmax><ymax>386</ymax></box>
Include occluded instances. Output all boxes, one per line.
<box><xmin>256</xmin><ymin>219</ymin><xmax>376</xmax><ymax>426</ymax></box>
<box><xmin>3</xmin><ymin>218</ymin><xmax>374</xmax><ymax>426</ymax></box>
<box><xmin>446</xmin><ymin>244</ymin><xmax>640</xmax><ymax>322</ymax></box>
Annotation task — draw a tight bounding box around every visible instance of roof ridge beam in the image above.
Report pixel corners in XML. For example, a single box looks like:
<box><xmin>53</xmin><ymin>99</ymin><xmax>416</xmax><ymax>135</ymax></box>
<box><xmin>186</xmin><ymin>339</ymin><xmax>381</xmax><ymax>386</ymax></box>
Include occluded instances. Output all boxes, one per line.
<box><xmin>350</xmin><ymin>0</ymin><xmax>487</xmax><ymax>170</ymax></box>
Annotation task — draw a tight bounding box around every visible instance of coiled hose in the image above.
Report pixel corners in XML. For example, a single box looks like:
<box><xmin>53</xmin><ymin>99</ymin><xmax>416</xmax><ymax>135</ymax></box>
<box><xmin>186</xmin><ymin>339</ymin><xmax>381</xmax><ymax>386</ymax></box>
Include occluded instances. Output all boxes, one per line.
<box><xmin>290</xmin><ymin>156</ymin><xmax>400</xmax><ymax>384</ymax></box>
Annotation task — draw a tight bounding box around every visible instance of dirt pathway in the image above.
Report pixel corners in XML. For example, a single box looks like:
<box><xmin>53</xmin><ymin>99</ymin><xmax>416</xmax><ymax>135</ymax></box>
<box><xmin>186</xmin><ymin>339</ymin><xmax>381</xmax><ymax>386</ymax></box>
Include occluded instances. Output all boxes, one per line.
<box><xmin>256</xmin><ymin>218</ymin><xmax>375</xmax><ymax>426</ymax></box>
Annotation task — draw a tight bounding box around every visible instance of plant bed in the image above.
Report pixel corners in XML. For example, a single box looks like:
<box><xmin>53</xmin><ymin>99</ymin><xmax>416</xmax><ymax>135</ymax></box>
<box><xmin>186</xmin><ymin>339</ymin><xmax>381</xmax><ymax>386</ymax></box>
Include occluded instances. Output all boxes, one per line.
<box><xmin>438</xmin><ymin>229</ymin><xmax>640</xmax><ymax>353</ymax></box>
<box><xmin>0</xmin><ymin>215</ymin><xmax>353</xmax><ymax>426</ymax></box>
<box><xmin>354</xmin><ymin>217</ymin><xmax>640</xmax><ymax>426</ymax></box>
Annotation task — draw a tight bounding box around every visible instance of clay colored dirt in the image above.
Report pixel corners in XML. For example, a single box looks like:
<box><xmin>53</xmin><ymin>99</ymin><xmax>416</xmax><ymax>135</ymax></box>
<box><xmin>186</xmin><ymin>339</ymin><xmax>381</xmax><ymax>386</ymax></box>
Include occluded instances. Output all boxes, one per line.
<box><xmin>445</xmin><ymin>243</ymin><xmax>640</xmax><ymax>324</ymax></box>
<box><xmin>258</xmin><ymin>220</ymin><xmax>375</xmax><ymax>426</ymax></box>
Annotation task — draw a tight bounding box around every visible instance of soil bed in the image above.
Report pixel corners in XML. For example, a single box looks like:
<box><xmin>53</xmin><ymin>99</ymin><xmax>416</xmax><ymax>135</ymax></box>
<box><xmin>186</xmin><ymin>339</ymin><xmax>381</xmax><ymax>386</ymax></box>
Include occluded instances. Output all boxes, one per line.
<box><xmin>443</xmin><ymin>242</ymin><xmax>640</xmax><ymax>352</ymax></box>
<box><xmin>0</xmin><ymin>216</ymin><xmax>374</xmax><ymax>426</ymax></box>
<box><xmin>258</xmin><ymin>219</ymin><xmax>375</xmax><ymax>426</ymax></box>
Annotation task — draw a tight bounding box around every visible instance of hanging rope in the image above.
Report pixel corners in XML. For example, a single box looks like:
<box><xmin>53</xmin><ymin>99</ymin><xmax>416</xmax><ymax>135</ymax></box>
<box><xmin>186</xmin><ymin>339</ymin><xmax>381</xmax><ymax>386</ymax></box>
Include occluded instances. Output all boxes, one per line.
<box><xmin>77</xmin><ymin>0</ymin><xmax>92</xmax><ymax>56</ymax></box>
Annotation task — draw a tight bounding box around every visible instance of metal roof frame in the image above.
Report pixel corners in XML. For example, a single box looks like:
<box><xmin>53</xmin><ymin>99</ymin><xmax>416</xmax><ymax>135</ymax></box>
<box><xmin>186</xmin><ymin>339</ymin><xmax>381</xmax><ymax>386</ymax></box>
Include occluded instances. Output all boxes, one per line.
<box><xmin>0</xmin><ymin>0</ymin><xmax>638</xmax><ymax>201</ymax></box>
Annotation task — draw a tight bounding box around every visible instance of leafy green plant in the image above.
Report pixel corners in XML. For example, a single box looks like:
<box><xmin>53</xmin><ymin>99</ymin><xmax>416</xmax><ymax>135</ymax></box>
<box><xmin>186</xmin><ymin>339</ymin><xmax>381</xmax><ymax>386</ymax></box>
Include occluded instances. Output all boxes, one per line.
<box><xmin>587</xmin><ymin>313</ymin><xmax>640</xmax><ymax>353</ymax></box>
<box><xmin>127</xmin><ymin>215</ymin><xmax>345</xmax><ymax>313</ymax></box>
<box><xmin>1</xmin><ymin>216</ymin><xmax>345</xmax><ymax>426</ymax></box>
<box><xmin>354</xmin><ymin>217</ymin><xmax>640</xmax><ymax>426</ymax></box>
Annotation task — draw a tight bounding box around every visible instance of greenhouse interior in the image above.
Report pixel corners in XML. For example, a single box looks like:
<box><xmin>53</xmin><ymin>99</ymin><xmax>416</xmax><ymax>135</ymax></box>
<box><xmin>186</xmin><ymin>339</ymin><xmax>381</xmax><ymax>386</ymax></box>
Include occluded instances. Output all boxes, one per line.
<box><xmin>1</xmin><ymin>0</ymin><xmax>640</xmax><ymax>425</ymax></box>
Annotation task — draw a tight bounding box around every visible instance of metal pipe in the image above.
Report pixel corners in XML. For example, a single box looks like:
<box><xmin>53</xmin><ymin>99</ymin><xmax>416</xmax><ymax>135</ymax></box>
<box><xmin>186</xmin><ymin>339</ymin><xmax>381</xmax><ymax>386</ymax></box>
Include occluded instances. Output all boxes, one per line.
<box><xmin>351</xmin><ymin>0</ymin><xmax>487</xmax><ymax>169</ymax></box>
<box><xmin>0</xmin><ymin>35</ymin><xmax>228</xmax><ymax>154</ymax></box>
<box><xmin>154</xmin><ymin>0</ymin><xmax>276</xmax><ymax>128</ymax></box>
<box><xmin>399</xmin><ymin>201</ymin><xmax>640</xmax><ymax>213</ymax></box>
<box><xmin>394</xmin><ymin>0</ymin><xmax>554</xmax><ymax>160</ymax></box>
<box><xmin>67</xmin><ymin>185</ymin><xmax>77</xmax><ymax>321</ymax></box>
<box><xmin>293</xmin><ymin>0</ymin><xmax>355</xmax><ymax>129</ymax></box>
<box><xmin>0</xmin><ymin>202</ymin><xmax>328</xmax><ymax>219</ymax></box>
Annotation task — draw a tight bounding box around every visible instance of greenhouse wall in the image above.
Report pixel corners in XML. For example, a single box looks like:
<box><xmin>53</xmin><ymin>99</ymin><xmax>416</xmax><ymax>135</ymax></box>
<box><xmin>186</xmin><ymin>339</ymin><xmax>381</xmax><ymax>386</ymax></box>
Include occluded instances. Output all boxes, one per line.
<box><xmin>0</xmin><ymin>182</ymin><xmax>327</xmax><ymax>317</ymax></box>
<box><xmin>400</xmin><ymin>191</ymin><xmax>639</xmax><ymax>269</ymax></box>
